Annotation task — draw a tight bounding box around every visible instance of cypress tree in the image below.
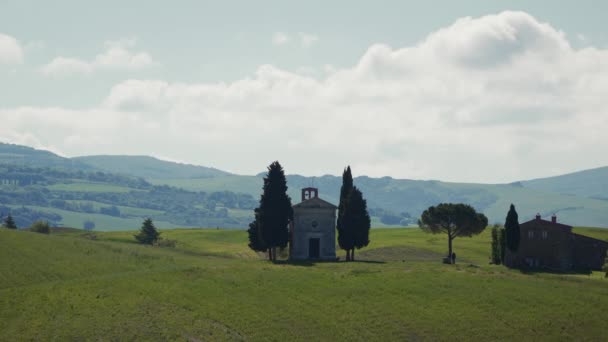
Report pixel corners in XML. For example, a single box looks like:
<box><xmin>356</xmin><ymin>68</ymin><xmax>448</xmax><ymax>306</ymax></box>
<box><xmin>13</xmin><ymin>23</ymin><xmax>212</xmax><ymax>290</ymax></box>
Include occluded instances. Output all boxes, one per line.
<box><xmin>337</xmin><ymin>166</ymin><xmax>354</xmax><ymax>260</ymax></box>
<box><xmin>499</xmin><ymin>228</ymin><xmax>506</xmax><ymax>264</ymax></box>
<box><xmin>247</xmin><ymin>220</ymin><xmax>267</xmax><ymax>253</ymax></box>
<box><xmin>491</xmin><ymin>225</ymin><xmax>501</xmax><ymax>264</ymax></box>
<box><xmin>504</xmin><ymin>204</ymin><xmax>520</xmax><ymax>252</ymax></box>
<box><xmin>603</xmin><ymin>251</ymin><xmax>607</xmax><ymax>278</ymax></box>
<box><xmin>4</xmin><ymin>214</ymin><xmax>17</xmax><ymax>229</ymax></box>
<box><xmin>255</xmin><ymin>161</ymin><xmax>293</xmax><ymax>261</ymax></box>
<box><xmin>350</xmin><ymin>187</ymin><xmax>371</xmax><ymax>261</ymax></box>
<box><xmin>134</xmin><ymin>218</ymin><xmax>160</xmax><ymax>245</ymax></box>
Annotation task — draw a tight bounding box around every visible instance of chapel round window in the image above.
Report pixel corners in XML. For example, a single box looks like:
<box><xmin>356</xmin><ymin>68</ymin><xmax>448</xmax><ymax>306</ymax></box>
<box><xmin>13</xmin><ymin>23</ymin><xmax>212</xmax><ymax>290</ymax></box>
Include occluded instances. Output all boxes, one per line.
<box><xmin>311</xmin><ymin>220</ymin><xmax>318</xmax><ymax>228</ymax></box>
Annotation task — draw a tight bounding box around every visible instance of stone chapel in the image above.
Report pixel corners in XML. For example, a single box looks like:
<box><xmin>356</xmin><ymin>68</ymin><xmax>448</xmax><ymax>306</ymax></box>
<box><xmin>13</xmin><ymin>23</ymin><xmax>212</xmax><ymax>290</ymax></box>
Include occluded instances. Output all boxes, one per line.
<box><xmin>290</xmin><ymin>187</ymin><xmax>337</xmax><ymax>260</ymax></box>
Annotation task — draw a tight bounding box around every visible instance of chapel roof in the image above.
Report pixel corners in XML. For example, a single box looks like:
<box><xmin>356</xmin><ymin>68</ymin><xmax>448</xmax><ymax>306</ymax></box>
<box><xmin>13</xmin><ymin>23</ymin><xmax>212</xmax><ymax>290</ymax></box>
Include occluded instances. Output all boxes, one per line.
<box><xmin>292</xmin><ymin>196</ymin><xmax>338</xmax><ymax>209</ymax></box>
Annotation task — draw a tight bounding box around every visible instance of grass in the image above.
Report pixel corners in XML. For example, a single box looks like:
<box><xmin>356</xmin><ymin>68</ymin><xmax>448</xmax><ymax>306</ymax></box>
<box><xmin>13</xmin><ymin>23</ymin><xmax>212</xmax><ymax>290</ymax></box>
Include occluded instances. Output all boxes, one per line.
<box><xmin>1</xmin><ymin>227</ymin><xmax>607</xmax><ymax>341</ymax></box>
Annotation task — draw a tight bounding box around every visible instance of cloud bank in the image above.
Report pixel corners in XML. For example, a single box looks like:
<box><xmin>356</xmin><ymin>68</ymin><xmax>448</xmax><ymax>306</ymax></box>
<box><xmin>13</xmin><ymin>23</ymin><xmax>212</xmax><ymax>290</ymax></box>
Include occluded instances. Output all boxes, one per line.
<box><xmin>40</xmin><ymin>38</ymin><xmax>157</xmax><ymax>76</ymax></box>
<box><xmin>0</xmin><ymin>33</ymin><xmax>24</xmax><ymax>64</ymax></box>
<box><xmin>2</xmin><ymin>11</ymin><xmax>608</xmax><ymax>182</ymax></box>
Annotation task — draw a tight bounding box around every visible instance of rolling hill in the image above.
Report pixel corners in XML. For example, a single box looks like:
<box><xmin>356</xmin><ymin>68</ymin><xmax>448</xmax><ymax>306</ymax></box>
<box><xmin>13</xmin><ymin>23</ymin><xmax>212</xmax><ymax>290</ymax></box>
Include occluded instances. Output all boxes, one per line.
<box><xmin>1</xmin><ymin>142</ymin><xmax>608</xmax><ymax>229</ymax></box>
<box><xmin>1</xmin><ymin>227</ymin><xmax>607</xmax><ymax>340</ymax></box>
<box><xmin>521</xmin><ymin>166</ymin><xmax>608</xmax><ymax>200</ymax></box>
<box><xmin>74</xmin><ymin>155</ymin><xmax>230</xmax><ymax>179</ymax></box>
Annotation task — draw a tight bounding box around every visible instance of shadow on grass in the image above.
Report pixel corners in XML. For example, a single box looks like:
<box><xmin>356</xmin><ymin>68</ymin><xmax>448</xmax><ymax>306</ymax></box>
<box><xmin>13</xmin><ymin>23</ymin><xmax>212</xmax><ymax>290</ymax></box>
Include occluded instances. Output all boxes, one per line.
<box><xmin>350</xmin><ymin>259</ymin><xmax>386</xmax><ymax>264</ymax></box>
<box><xmin>518</xmin><ymin>267</ymin><xmax>593</xmax><ymax>276</ymax></box>
<box><xmin>271</xmin><ymin>259</ymin><xmax>386</xmax><ymax>266</ymax></box>
<box><xmin>272</xmin><ymin>260</ymin><xmax>316</xmax><ymax>267</ymax></box>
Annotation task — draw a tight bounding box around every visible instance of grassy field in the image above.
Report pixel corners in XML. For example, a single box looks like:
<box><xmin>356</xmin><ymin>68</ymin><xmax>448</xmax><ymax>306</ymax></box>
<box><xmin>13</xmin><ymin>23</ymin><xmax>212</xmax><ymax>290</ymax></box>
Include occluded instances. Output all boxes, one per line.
<box><xmin>1</xmin><ymin>227</ymin><xmax>607</xmax><ymax>341</ymax></box>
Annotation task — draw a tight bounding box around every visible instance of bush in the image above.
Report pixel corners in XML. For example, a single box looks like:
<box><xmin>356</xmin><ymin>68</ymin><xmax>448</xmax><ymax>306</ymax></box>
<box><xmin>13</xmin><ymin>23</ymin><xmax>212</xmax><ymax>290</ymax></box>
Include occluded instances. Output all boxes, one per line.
<box><xmin>134</xmin><ymin>218</ymin><xmax>160</xmax><ymax>245</ymax></box>
<box><xmin>30</xmin><ymin>220</ymin><xmax>50</xmax><ymax>234</ymax></box>
<box><xmin>83</xmin><ymin>220</ymin><xmax>95</xmax><ymax>231</ymax></box>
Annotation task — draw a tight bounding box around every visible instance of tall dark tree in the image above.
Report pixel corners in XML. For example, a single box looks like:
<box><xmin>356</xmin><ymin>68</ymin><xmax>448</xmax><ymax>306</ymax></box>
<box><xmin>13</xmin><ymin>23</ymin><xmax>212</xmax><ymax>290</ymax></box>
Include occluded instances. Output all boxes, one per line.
<box><xmin>337</xmin><ymin>167</ymin><xmax>353</xmax><ymax>236</ymax></box>
<box><xmin>499</xmin><ymin>228</ymin><xmax>506</xmax><ymax>263</ymax></box>
<box><xmin>337</xmin><ymin>166</ymin><xmax>354</xmax><ymax>260</ymax></box>
<box><xmin>4</xmin><ymin>214</ymin><xmax>17</xmax><ymax>229</ymax></box>
<box><xmin>134</xmin><ymin>218</ymin><xmax>160</xmax><ymax>245</ymax></box>
<box><xmin>490</xmin><ymin>225</ymin><xmax>501</xmax><ymax>264</ymax></box>
<box><xmin>350</xmin><ymin>187</ymin><xmax>371</xmax><ymax>261</ymax></box>
<box><xmin>603</xmin><ymin>251</ymin><xmax>607</xmax><ymax>278</ymax></box>
<box><xmin>247</xmin><ymin>220</ymin><xmax>267</xmax><ymax>254</ymax></box>
<box><xmin>419</xmin><ymin>203</ymin><xmax>488</xmax><ymax>264</ymax></box>
<box><xmin>254</xmin><ymin>161</ymin><xmax>293</xmax><ymax>261</ymax></box>
<box><xmin>504</xmin><ymin>204</ymin><xmax>520</xmax><ymax>252</ymax></box>
<box><xmin>338</xmin><ymin>186</ymin><xmax>371</xmax><ymax>261</ymax></box>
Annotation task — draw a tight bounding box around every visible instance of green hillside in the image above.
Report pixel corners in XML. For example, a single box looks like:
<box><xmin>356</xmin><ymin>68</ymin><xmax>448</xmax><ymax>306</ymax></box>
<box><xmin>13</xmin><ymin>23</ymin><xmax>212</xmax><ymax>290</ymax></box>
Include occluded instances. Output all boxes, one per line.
<box><xmin>1</xmin><ymin>228</ymin><xmax>606</xmax><ymax>340</ymax></box>
<box><xmin>0</xmin><ymin>164</ymin><xmax>256</xmax><ymax>230</ymax></box>
<box><xmin>74</xmin><ymin>155</ymin><xmax>230</xmax><ymax>179</ymax></box>
<box><xmin>3</xmin><ymin>142</ymin><xmax>608</xmax><ymax>229</ymax></box>
<box><xmin>150</xmin><ymin>175</ymin><xmax>608</xmax><ymax>228</ymax></box>
<box><xmin>0</xmin><ymin>142</ymin><xmax>91</xmax><ymax>170</ymax></box>
<box><xmin>522</xmin><ymin>166</ymin><xmax>608</xmax><ymax>200</ymax></box>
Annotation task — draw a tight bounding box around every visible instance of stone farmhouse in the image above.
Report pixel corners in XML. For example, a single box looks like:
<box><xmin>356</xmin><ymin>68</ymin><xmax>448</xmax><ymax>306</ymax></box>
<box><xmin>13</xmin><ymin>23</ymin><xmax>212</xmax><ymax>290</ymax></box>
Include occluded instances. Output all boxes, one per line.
<box><xmin>289</xmin><ymin>187</ymin><xmax>337</xmax><ymax>260</ymax></box>
<box><xmin>506</xmin><ymin>214</ymin><xmax>608</xmax><ymax>271</ymax></box>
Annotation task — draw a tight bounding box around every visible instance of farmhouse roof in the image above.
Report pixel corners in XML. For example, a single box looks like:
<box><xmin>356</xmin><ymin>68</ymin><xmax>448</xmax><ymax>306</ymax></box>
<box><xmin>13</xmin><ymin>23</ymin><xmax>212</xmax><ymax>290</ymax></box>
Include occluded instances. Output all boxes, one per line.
<box><xmin>520</xmin><ymin>216</ymin><xmax>572</xmax><ymax>231</ymax></box>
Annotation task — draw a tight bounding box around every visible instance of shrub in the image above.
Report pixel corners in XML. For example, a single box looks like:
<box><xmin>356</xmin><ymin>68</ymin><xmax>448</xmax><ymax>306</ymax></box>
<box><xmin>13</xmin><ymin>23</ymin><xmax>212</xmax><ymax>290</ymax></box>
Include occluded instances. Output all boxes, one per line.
<box><xmin>83</xmin><ymin>220</ymin><xmax>95</xmax><ymax>231</ymax></box>
<box><xmin>134</xmin><ymin>218</ymin><xmax>160</xmax><ymax>245</ymax></box>
<box><xmin>30</xmin><ymin>220</ymin><xmax>51</xmax><ymax>234</ymax></box>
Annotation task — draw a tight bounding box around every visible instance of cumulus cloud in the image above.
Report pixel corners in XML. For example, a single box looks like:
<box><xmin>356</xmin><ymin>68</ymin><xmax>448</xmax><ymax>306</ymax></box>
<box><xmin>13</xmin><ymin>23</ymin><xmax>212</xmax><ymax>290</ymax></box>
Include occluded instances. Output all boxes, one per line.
<box><xmin>299</xmin><ymin>33</ymin><xmax>318</xmax><ymax>48</ymax></box>
<box><xmin>3</xmin><ymin>11</ymin><xmax>608</xmax><ymax>182</ymax></box>
<box><xmin>0</xmin><ymin>33</ymin><xmax>24</xmax><ymax>64</ymax></box>
<box><xmin>272</xmin><ymin>32</ymin><xmax>318</xmax><ymax>48</ymax></box>
<box><xmin>40</xmin><ymin>38</ymin><xmax>157</xmax><ymax>76</ymax></box>
<box><xmin>272</xmin><ymin>32</ymin><xmax>290</xmax><ymax>46</ymax></box>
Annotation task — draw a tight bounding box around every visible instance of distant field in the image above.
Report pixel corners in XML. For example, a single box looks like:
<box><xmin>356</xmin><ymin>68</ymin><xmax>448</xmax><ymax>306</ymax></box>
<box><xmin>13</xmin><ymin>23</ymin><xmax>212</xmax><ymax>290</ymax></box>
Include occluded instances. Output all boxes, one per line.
<box><xmin>8</xmin><ymin>205</ymin><xmax>181</xmax><ymax>231</ymax></box>
<box><xmin>47</xmin><ymin>182</ymin><xmax>139</xmax><ymax>193</ymax></box>
<box><xmin>149</xmin><ymin>175</ymin><xmax>263</xmax><ymax>195</ymax></box>
<box><xmin>1</xmin><ymin>227</ymin><xmax>606</xmax><ymax>340</ymax></box>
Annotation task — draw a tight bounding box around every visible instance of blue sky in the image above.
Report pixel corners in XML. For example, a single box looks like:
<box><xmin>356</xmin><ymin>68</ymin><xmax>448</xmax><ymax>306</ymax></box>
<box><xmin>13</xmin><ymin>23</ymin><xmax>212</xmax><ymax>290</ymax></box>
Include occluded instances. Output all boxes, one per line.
<box><xmin>1</xmin><ymin>1</ymin><xmax>608</xmax><ymax>182</ymax></box>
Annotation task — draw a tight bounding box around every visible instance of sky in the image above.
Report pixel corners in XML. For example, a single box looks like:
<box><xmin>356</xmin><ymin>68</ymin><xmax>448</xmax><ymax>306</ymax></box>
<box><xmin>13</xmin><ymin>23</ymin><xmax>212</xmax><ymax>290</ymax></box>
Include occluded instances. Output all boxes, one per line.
<box><xmin>1</xmin><ymin>0</ymin><xmax>608</xmax><ymax>183</ymax></box>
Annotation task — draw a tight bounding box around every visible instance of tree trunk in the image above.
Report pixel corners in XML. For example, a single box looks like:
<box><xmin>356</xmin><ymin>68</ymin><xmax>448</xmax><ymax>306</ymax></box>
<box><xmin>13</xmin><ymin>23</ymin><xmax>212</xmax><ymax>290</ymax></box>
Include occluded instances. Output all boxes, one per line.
<box><xmin>346</xmin><ymin>249</ymin><xmax>350</xmax><ymax>261</ymax></box>
<box><xmin>268</xmin><ymin>249</ymin><xmax>272</xmax><ymax>261</ymax></box>
<box><xmin>448</xmin><ymin>235</ymin><xmax>453</xmax><ymax>264</ymax></box>
<box><xmin>351</xmin><ymin>248</ymin><xmax>355</xmax><ymax>261</ymax></box>
<box><xmin>272</xmin><ymin>247</ymin><xmax>277</xmax><ymax>261</ymax></box>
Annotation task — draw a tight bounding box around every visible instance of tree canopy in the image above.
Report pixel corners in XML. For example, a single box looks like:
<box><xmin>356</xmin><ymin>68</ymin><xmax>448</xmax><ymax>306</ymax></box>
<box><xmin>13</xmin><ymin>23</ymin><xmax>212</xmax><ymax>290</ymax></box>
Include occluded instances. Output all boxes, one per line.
<box><xmin>337</xmin><ymin>166</ymin><xmax>371</xmax><ymax>261</ymax></box>
<box><xmin>247</xmin><ymin>220</ymin><xmax>267</xmax><ymax>253</ymax></box>
<box><xmin>419</xmin><ymin>203</ymin><xmax>488</xmax><ymax>264</ymax></box>
<box><xmin>337</xmin><ymin>166</ymin><xmax>353</xmax><ymax>237</ymax></box>
<box><xmin>253</xmin><ymin>161</ymin><xmax>293</xmax><ymax>261</ymax></box>
<box><xmin>3</xmin><ymin>213</ymin><xmax>17</xmax><ymax>229</ymax></box>
<box><xmin>134</xmin><ymin>218</ymin><xmax>160</xmax><ymax>245</ymax></box>
<box><xmin>504</xmin><ymin>204</ymin><xmax>520</xmax><ymax>252</ymax></box>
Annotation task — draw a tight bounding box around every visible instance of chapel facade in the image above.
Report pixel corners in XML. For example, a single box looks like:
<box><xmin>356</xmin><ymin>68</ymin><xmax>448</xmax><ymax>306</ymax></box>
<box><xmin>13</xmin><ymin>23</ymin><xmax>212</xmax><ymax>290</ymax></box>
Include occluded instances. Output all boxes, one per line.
<box><xmin>289</xmin><ymin>187</ymin><xmax>337</xmax><ymax>260</ymax></box>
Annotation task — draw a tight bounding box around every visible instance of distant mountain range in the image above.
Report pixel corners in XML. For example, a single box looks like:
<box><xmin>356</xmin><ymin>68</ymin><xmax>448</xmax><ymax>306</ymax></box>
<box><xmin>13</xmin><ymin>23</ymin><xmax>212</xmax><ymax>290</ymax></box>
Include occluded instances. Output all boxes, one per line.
<box><xmin>1</xmin><ymin>142</ymin><xmax>607</xmax><ymax>229</ymax></box>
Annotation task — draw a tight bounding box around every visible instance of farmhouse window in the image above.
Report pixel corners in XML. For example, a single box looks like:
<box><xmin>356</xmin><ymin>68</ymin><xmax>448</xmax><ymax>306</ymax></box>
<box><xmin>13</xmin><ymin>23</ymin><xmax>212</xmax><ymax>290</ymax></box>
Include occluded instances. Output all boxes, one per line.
<box><xmin>528</xmin><ymin>231</ymin><xmax>534</xmax><ymax>239</ymax></box>
<box><xmin>542</xmin><ymin>231</ymin><xmax>548</xmax><ymax>239</ymax></box>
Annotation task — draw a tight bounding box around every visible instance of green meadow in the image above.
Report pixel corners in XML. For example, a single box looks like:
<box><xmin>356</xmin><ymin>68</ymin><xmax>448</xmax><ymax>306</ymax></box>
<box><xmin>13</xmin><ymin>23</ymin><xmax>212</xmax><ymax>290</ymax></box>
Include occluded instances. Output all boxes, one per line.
<box><xmin>1</xmin><ymin>227</ymin><xmax>607</xmax><ymax>341</ymax></box>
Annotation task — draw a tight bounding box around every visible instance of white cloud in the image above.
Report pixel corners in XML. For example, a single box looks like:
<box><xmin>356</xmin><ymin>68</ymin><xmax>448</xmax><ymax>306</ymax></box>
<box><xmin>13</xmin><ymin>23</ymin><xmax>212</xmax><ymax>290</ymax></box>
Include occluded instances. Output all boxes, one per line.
<box><xmin>0</xmin><ymin>33</ymin><xmax>24</xmax><ymax>64</ymax></box>
<box><xmin>272</xmin><ymin>32</ymin><xmax>290</xmax><ymax>46</ymax></box>
<box><xmin>272</xmin><ymin>32</ymin><xmax>319</xmax><ymax>48</ymax></box>
<box><xmin>4</xmin><ymin>11</ymin><xmax>608</xmax><ymax>182</ymax></box>
<box><xmin>40</xmin><ymin>38</ymin><xmax>157</xmax><ymax>76</ymax></box>
<box><xmin>299</xmin><ymin>33</ymin><xmax>318</xmax><ymax>48</ymax></box>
